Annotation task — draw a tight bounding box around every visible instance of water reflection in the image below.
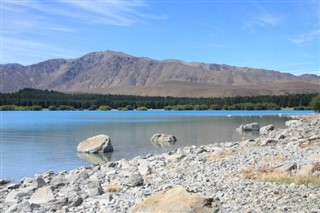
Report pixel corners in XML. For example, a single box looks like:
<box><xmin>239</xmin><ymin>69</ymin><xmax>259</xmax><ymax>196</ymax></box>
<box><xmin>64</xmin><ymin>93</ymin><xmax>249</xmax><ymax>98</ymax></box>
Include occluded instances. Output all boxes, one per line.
<box><xmin>77</xmin><ymin>152</ymin><xmax>112</xmax><ymax>164</ymax></box>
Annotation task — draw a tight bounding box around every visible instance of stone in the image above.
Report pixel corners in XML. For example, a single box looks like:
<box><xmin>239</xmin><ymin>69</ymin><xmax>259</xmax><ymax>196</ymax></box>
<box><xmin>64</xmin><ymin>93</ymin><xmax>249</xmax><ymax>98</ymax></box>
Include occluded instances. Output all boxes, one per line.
<box><xmin>138</xmin><ymin>165</ymin><xmax>151</xmax><ymax>176</ymax></box>
<box><xmin>285</xmin><ymin>120</ymin><xmax>302</xmax><ymax>127</ymax></box>
<box><xmin>150</xmin><ymin>133</ymin><xmax>177</xmax><ymax>147</ymax></box>
<box><xmin>6</xmin><ymin>183</ymin><xmax>20</xmax><ymax>190</ymax></box>
<box><xmin>50</xmin><ymin>176</ymin><xmax>68</xmax><ymax>188</ymax></box>
<box><xmin>237</xmin><ymin>123</ymin><xmax>260</xmax><ymax>132</ymax></box>
<box><xmin>274</xmin><ymin>162</ymin><xmax>297</xmax><ymax>173</ymax></box>
<box><xmin>297</xmin><ymin>164</ymin><xmax>314</xmax><ymax>176</ymax></box>
<box><xmin>0</xmin><ymin>179</ymin><xmax>10</xmax><ymax>185</ymax></box>
<box><xmin>29</xmin><ymin>186</ymin><xmax>55</xmax><ymax>205</ymax></box>
<box><xmin>123</xmin><ymin>172</ymin><xmax>143</xmax><ymax>187</ymax></box>
<box><xmin>132</xmin><ymin>186</ymin><xmax>221</xmax><ymax>213</ymax></box>
<box><xmin>33</xmin><ymin>177</ymin><xmax>47</xmax><ymax>188</ymax></box>
<box><xmin>260</xmin><ymin>124</ymin><xmax>274</xmax><ymax>135</ymax></box>
<box><xmin>77</xmin><ymin>134</ymin><xmax>113</xmax><ymax>154</ymax></box>
<box><xmin>261</xmin><ymin>138</ymin><xmax>278</xmax><ymax>146</ymax></box>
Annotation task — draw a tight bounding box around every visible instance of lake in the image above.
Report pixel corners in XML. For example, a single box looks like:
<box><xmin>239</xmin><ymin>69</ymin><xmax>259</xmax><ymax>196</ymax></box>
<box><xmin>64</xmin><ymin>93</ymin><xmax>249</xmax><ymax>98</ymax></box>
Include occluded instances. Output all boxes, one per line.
<box><xmin>0</xmin><ymin>110</ymin><xmax>314</xmax><ymax>181</ymax></box>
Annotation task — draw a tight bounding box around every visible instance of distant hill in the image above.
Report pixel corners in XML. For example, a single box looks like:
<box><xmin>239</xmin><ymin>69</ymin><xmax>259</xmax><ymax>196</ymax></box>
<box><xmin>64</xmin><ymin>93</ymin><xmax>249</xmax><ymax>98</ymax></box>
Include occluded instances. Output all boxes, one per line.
<box><xmin>1</xmin><ymin>50</ymin><xmax>319</xmax><ymax>97</ymax></box>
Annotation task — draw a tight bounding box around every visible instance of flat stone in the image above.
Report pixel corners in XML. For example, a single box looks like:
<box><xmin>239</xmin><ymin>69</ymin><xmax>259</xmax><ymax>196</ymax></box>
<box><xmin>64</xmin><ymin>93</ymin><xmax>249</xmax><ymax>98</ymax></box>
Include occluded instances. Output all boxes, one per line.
<box><xmin>29</xmin><ymin>186</ymin><xmax>55</xmax><ymax>205</ymax></box>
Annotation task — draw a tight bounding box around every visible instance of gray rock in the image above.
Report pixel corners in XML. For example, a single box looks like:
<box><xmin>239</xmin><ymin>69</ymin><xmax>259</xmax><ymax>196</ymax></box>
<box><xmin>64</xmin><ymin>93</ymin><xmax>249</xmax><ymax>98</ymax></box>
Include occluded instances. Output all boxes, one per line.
<box><xmin>33</xmin><ymin>177</ymin><xmax>47</xmax><ymax>188</ymax></box>
<box><xmin>29</xmin><ymin>186</ymin><xmax>55</xmax><ymax>205</ymax></box>
<box><xmin>50</xmin><ymin>176</ymin><xmax>68</xmax><ymax>188</ymax></box>
<box><xmin>123</xmin><ymin>172</ymin><xmax>143</xmax><ymax>187</ymax></box>
<box><xmin>285</xmin><ymin>120</ymin><xmax>302</xmax><ymax>127</ymax></box>
<box><xmin>274</xmin><ymin>162</ymin><xmax>298</xmax><ymax>172</ymax></box>
<box><xmin>0</xmin><ymin>179</ymin><xmax>10</xmax><ymax>186</ymax></box>
<box><xmin>260</xmin><ymin>124</ymin><xmax>274</xmax><ymax>135</ymax></box>
<box><xmin>150</xmin><ymin>133</ymin><xmax>177</xmax><ymax>147</ymax></box>
<box><xmin>86</xmin><ymin>187</ymin><xmax>103</xmax><ymax>197</ymax></box>
<box><xmin>261</xmin><ymin>138</ymin><xmax>278</xmax><ymax>146</ymax></box>
<box><xmin>238</xmin><ymin>123</ymin><xmax>260</xmax><ymax>132</ymax></box>
<box><xmin>69</xmin><ymin>196</ymin><xmax>83</xmax><ymax>207</ymax></box>
<box><xmin>6</xmin><ymin>183</ymin><xmax>20</xmax><ymax>190</ymax></box>
<box><xmin>77</xmin><ymin>134</ymin><xmax>113</xmax><ymax>153</ymax></box>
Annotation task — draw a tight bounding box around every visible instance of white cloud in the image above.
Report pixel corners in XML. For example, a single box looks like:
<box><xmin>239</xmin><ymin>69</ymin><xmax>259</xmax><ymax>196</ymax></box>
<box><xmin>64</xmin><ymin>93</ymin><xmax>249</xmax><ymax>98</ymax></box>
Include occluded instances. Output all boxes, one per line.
<box><xmin>290</xmin><ymin>29</ymin><xmax>320</xmax><ymax>44</ymax></box>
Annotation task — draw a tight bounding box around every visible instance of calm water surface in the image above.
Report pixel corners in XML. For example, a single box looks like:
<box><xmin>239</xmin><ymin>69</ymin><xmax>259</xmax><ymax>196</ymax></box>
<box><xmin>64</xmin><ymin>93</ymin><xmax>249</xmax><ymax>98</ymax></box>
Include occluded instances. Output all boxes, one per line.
<box><xmin>0</xmin><ymin>110</ymin><xmax>314</xmax><ymax>181</ymax></box>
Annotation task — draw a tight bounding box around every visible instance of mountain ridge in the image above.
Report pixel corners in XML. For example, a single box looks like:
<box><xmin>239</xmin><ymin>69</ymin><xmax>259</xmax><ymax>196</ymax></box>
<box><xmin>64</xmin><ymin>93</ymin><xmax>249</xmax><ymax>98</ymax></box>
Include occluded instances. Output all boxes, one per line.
<box><xmin>1</xmin><ymin>50</ymin><xmax>319</xmax><ymax>97</ymax></box>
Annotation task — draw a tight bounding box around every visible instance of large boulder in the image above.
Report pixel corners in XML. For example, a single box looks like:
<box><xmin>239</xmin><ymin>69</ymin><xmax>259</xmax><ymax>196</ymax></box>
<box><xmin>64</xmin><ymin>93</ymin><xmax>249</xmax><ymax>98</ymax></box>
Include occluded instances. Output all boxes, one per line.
<box><xmin>150</xmin><ymin>133</ymin><xmax>177</xmax><ymax>147</ymax></box>
<box><xmin>77</xmin><ymin>134</ymin><xmax>113</xmax><ymax>154</ymax></box>
<box><xmin>132</xmin><ymin>186</ymin><xmax>221</xmax><ymax>213</ymax></box>
<box><xmin>237</xmin><ymin>123</ymin><xmax>260</xmax><ymax>132</ymax></box>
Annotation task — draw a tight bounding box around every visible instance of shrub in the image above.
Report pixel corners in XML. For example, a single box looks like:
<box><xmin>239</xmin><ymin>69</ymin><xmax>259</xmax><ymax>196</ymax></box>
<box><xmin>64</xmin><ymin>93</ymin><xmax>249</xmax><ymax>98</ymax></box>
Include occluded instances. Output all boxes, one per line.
<box><xmin>310</xmin><ymin>95</ymin><xmax>320</xmax><ymax>112</ymax></box>
<box><xmin>58</xmin><ymin>105</ymin><xmax>75</xmax><ymax>110</ymax></box>
<box><xmin>0</xmin><ymin>105</ymin><xmax>17</xmax><ymax>111</ymax></box>
<box><xmin>48</xmin><ymin>105</ymin><xmax>57</xmax><ymax>111</ymax></box>
<box><xmin>99</xmin><ymin>105</ymin><xmax>111</xmax><ymax>111</ymax></box>
<box><xmin>136</xmin><ymin>106</ymin><xmax>148</xmax><ymax>111</ymax></box>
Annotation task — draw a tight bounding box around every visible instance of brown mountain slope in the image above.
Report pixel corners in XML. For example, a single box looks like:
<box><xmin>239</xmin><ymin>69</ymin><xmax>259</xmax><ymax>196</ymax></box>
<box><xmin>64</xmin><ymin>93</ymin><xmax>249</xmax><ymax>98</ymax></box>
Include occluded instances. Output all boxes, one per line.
<box><xmin>0</xmin><ymin>50</ymin><xmax>319</xmax><ymax>97</ymax></box>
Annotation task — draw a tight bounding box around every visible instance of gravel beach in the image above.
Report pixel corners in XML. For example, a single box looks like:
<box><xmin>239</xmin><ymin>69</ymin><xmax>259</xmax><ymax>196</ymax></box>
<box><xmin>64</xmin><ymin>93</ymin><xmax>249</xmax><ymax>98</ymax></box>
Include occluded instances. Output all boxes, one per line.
<box><xmin>1</xmin><ymin>114</ymin><xmax>320</xmax><ymax>213</ymax></box>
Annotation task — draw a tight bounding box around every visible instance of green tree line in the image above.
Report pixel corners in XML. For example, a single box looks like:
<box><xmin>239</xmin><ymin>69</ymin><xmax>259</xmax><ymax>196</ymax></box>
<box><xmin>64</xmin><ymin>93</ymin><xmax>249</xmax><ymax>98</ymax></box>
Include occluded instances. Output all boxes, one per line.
<box><xmin>0</xmin><ymin>88</ymin><xmax>318</xmax><ymax>111</ymax></box>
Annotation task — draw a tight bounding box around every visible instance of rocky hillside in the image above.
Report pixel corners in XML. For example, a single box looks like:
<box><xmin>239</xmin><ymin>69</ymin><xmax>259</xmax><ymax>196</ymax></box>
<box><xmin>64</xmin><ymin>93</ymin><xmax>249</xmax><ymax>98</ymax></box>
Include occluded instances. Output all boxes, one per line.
<box><xmin>1</xmin><ymin>51</ymin><xmax>319</xmax><ymax>97</ymax></box>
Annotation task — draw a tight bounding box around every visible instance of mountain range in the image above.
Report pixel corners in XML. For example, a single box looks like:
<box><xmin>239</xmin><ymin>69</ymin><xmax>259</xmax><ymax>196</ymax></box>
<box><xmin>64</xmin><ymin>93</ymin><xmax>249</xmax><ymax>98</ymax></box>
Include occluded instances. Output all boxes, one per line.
<box><xmin>1</xmin><ymin>50</ymin><xmax>319</xmax><ymax>97</ymax></box>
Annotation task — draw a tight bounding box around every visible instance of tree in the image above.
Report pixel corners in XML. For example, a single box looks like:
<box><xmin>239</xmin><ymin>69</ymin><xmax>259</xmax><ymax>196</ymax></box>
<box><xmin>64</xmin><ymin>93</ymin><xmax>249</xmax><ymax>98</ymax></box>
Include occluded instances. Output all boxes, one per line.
<box><xmin>310</xmin><ymin>95</ymin><xmax>320</xmax><ymax>112</ymax></box>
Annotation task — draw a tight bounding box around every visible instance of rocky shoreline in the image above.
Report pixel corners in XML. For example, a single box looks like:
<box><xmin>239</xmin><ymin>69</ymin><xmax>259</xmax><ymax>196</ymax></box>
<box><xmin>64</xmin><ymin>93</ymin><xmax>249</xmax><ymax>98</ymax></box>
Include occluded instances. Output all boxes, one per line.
<box><xmin>1</xmin><ymin>114</ymin><xmax>320</xmax><ymax>212</ymax></box>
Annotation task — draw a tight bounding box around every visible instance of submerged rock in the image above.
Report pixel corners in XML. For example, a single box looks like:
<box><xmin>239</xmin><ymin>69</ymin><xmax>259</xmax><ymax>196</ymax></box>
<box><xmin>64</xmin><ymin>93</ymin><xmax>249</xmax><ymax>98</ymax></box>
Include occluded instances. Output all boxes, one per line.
<box><xmin>77</xmin><ymin>134</ymin><xmax>113</xmax><ymax>154</ymax></box>
<box><xmin>150</xmin><ymin>133</ymin><xmax>177</xmax><ymax>147</ymax></box>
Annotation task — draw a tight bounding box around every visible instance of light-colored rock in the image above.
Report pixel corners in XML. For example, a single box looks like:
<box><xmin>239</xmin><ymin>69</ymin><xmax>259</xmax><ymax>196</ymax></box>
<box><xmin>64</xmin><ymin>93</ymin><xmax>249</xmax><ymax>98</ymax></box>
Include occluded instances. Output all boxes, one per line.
<box><xmin>260</xmin><ymin>124</ymin><xmax>274</xmax><ymax>135</ymax></box>
<box><xmin>237</xmin><ymin>123</ymin><xmax>260</xmax><ymax>132</ymax></box>
<box><xmin>274</xmin><ymin>162</ymin><xmax>298</xmax><ymax>173</ymax></box>
<box><xmin>77</xmin><ymin>134</ymin><xmax>113</xmax><ymax>154</ymax></box>
<box><xmin>297</xmin><ymin>164</ymin><xmax>314</xmax><ymax>176</ymax></box>
<box><xmin>132</xmin><ymin>186</ymin><xmax>221</xmax><ymax>213</ymax></box>
<box><xmin>285</xmin><ymin>120</ymin><xmax>302</xmax><ymax>127</ymax></box>
<box><xmin>150</xmin><ymin>133</ymin><xmax>177</xmax><ymax>147</ymax></box>
<box><xmin>123</xmin><ymin>172</ymin><xmax>143</xmax><ymax>187</ymax></box>
<box><xmin>29</xmin><ymin>186</ymin><xmax>55</xmax><ymax>205</ymax></box>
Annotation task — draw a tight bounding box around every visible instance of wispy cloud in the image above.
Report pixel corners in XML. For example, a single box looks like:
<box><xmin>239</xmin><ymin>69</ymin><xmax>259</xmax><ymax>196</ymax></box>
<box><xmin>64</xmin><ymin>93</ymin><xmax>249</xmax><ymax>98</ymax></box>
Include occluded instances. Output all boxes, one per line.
<box><xmin>1</xmin><ymin>0</ymin><xmax>166</xmax><ymax>64</ymax></box>
<box><xmin>243</xmin><ymin>14</ymin><xmax>281</xmax><ymax>31</ymax></box>
<box><xmin>290</xmin><ymin>29</ymin><xmax>320</xmax><ymax>44</ymax></box>
<box><xmin>254</xmin><ymin>15</ymin><xmax>280</xmax><ymax>26</ymax></box>
<box><xmin>2</xmin><ymin>36</ymin><xmax>80</xmax><ymax>64</ymax></box>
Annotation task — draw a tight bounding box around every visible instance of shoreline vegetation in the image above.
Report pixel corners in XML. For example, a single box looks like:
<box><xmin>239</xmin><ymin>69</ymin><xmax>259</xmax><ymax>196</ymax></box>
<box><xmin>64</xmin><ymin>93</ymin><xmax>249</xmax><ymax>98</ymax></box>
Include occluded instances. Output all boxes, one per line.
<box><xmin>1</xmin><ymin>114</ymin><xmax>319</xmax><ymax>212</ymax></box>
<box><xmin>0</xmin><ymin>88</ymin><xmax>319</xmax><ymax>111</ymax></box>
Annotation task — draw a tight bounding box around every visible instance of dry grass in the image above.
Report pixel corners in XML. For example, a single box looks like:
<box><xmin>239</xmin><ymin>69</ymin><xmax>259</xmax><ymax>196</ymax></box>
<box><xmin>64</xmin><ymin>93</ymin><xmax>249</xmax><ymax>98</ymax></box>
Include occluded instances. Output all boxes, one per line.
<box><xmin>105</xmin><ymin>184</ymin><xmax>119</xmax><ymax>193</ymax></box>
<box><xmin>299</xmin><ymin>140</ymin><xmax>319</xmax><ymax>148</ymax></box>
<box><xmin>238</xmin><ymin>164</ymin><xmax>320</xmax><ymax>187</ymax></box>
<box><xmin>206</xmin><ymin>149</ymin><xmax>235</xmax><ymax>162</ymax></box>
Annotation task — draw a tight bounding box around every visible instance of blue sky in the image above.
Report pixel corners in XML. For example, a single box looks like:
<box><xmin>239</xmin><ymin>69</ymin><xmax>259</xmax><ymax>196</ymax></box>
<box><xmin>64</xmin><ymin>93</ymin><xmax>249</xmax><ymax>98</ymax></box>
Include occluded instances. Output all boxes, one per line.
<box><xmin>1</xmin><ymin>0</ymin><xmax>319</xmax><ymax>76</ymax></box>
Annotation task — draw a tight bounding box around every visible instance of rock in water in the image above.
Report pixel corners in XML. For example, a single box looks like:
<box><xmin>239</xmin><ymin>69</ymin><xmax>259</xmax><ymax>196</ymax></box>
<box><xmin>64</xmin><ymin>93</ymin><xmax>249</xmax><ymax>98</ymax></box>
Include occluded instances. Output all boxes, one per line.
<box><xmin>150</xmin><ymin>133</ymin><xmax>177</xmax><ymax>147</ymax></box>
<box><xmin>77</xmin><ymin>134</ymin><xmax>113</xmax><ymax>154</ymax></box>
<box><xmin>237</xmin><ymin>123</ymin><xmax>260</xmax><ymax>132</ymax></box>
<box><xmin>132</xmin><ymin>186</ymin><xmax>221</xmax><ymax>213</ymax></box>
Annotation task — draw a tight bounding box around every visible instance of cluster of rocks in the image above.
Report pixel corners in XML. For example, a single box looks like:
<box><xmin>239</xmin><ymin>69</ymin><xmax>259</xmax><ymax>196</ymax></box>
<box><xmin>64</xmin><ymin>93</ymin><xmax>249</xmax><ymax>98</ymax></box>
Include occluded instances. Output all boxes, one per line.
<box><xmin>1</xmin><ymin>114</ymin><xmax>320</xmax><ymax>212</ymax></box>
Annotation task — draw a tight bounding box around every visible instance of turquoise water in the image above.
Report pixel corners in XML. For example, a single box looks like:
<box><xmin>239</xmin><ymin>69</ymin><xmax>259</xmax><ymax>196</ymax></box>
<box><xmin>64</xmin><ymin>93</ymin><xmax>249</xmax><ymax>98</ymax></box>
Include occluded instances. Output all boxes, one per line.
<box><xmin>0</xmin><ymin>110</ymin><xmax>314</xmax><ymax>181</ymax></box>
